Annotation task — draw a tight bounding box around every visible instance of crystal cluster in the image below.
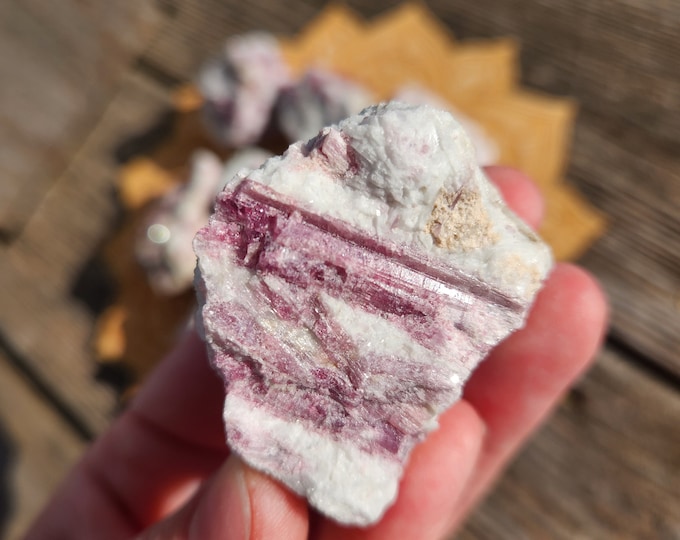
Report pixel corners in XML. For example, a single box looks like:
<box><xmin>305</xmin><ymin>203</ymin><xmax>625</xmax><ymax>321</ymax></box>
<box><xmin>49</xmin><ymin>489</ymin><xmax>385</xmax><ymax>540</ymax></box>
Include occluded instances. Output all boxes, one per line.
<box><xmin>194</xmin><ymin>103</ymin><xmax>552</xmax><ymax>525</ymax></box>
<box><xmin>197</xmin><ymin>31</ymin><xmax>499</xmax><ymax>167</ymax></box>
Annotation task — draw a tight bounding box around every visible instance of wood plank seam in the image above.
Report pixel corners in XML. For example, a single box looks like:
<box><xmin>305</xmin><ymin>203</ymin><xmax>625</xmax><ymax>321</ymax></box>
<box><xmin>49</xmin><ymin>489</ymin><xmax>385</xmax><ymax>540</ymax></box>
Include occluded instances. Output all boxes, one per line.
<box><xmin>606</xmin><ymin>334</ymin><xmax>680</xmax><ymax>394</ymax></box>
<box><xmin>133</xmin><ymin>56</ymin><xmax>186</xmax><ymax>89</ymax></box>
<box><xmin>0</xmin><ymin>329</ymin><xmax>94</xmax><ymax>442</ymax></box>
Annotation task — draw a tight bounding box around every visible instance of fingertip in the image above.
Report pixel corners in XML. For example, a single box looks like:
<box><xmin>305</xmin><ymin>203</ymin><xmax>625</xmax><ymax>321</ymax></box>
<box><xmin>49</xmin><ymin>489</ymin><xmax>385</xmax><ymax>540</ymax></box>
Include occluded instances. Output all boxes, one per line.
<box><xmin>451</xmin><ymin>264</ymin><xmax>608</xmax><ymax>526</ymax></box>
<box><xmin>475</xmin><ymin>262</ymin><xmax>608</xmax><ymax>403</ymax></box>
<box><xmin>530</xmin><ymin>263</ymin><xmax>609</xmax><ymax>362</ymax></box>
<box><xmin>550</xmin><ymin>263</ymin><xmax>609</xmax><ymax>329</ymax></box>
<box><xmin>188</xmin><ymin>457</ymin><xmax>251</xmax><ymax>540</ymax></box>
<box><xmin>135</xmin><ymin>456</ymin><xmax>309</xmax><ymax>540</ymax></box>
<box><xmin>484</xmin><ymin>166</ymin><xmax>545</xmax><ymax>230</ymax></box>
<box><xmin>244</xmin><ymin>465</ymin><xmax>309</xmax><ymax>540</ymax></box>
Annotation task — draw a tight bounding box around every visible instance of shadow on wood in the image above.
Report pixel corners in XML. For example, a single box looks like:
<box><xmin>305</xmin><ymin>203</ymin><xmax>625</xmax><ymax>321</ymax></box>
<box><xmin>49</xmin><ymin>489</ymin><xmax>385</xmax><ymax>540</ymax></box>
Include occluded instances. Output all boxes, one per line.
<box><xmin>0</xmin><ymin>422</ymin><xmax>15</xmax><ymax>539</ymax></box>
<box><xmin>114</xmin><ymin>109</ymin><xmax>178</xmax><ymax>165</ymax></box>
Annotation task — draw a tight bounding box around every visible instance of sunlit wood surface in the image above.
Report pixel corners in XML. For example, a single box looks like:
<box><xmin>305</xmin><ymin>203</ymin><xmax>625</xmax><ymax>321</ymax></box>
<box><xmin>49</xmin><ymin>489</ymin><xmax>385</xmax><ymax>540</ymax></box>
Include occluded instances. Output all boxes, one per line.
<box><xmin>0</xmin><ymin>1</ymin><xmax>678</xmax><ymax>538</ymax></box>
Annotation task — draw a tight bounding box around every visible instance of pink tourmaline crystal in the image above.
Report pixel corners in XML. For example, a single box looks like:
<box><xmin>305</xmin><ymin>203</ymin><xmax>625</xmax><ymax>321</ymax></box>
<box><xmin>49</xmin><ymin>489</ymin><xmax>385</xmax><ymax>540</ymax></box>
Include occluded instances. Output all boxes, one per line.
<box><xmin>194</xmin><ymin>103</ymin><xmax>552</xmax><ymax>525</ymax></box>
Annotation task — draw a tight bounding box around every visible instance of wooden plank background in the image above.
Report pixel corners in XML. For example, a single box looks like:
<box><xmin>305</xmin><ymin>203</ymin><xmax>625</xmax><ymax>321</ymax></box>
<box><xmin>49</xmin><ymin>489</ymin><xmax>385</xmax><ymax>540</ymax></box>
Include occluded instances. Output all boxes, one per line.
<box><xmin>0</xmin><ymin>0</ymin><xmax>678</xmax><ymax>538</ymax></box>
<box><xmin>0</xmin><ymin>0</ymin><xmax>164</xmax><ymax>239</ymax></box>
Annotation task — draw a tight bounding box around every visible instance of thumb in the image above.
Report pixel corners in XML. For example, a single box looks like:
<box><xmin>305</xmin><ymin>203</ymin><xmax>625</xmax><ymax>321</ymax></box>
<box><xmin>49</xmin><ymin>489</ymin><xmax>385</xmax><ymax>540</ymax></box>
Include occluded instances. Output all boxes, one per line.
<box><xmin>137</xmin><ymin>455</ymin><xmax>309</xmax><ymax>540</ymax></box>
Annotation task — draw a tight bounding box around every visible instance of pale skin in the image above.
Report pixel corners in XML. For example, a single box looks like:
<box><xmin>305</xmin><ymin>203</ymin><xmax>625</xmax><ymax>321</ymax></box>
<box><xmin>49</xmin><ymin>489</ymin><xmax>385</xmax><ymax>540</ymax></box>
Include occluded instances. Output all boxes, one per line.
<box><xmin>25</xmin><ymin>167</ymin><xmax>608</xmax><ymax>540</ymax></box>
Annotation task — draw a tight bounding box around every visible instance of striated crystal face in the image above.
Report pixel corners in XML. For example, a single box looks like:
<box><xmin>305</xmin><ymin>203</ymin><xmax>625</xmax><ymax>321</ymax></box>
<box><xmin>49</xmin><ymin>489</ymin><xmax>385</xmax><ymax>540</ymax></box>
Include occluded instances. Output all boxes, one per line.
<box><xmin>194</xmin><ymin>102</ymin><xmax>552</xmax><ymax>525</ymax></box>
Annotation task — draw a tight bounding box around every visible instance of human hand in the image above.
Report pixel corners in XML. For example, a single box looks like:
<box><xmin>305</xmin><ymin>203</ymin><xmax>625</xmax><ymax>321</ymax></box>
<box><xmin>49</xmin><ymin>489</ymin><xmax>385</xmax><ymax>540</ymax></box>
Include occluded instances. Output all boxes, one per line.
<box><xmin>25</xmin><ymin>167</ymin><xmax>608</xmax><ymax>540</ymax></box>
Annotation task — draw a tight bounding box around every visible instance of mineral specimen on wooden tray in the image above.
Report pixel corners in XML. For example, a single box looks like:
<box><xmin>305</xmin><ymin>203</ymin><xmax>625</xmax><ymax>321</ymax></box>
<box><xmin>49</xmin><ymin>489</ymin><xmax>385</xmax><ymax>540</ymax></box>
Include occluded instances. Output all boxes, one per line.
<box><xmin>137</xmin><ymin>148</ymin><xmax>272</xmax><ymax>294</ymax></box>
<box><xmin>137</xmin><ymin>150</ymin><xmax>223</xmax><ymax>295</ymax></box>
<box><xmin>198</xmin><ymin>32</ymin><xmax>291</xmax><ymax>146</ymax></box>
<box><xmin>392</xmin><ymin>83</ymin><xmax>499</xmax><ymax>166</ymax></box>
<box><xmin>277</xmin><ymin>68</ymin><xmax>375</xmax><ymax>143</ymax></box>
<box><xmin>194</xmin><ymin>102</ymin><xmax>553</xmax><ymax>525</ymax></box>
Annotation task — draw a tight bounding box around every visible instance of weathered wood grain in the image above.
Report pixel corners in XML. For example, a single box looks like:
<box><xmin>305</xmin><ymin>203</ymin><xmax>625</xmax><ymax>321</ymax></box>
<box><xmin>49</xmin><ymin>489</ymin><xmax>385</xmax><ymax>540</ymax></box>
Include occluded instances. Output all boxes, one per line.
<box><xmin>0</xmin><ymin>352</ymin><xmax>85</xmax><ymax>540</ymax></box>
<box><xmin>458</xmin><ymin>348</ymin><xmax>680</xmax><ymax>540</ymax></box>
<box><xmin>425</xmin><ymin>0</ymin><xmax>680</xmax><ymax>148</ymax></box>
<box><xmin>140</xmin><ymin>0</ymin><xmax>680</xmax><ymax>149</ymax></box>
<box><xmin>0</xmin><ymin>0</ymin><xmax>164</xmax><ymax>237</ymax></box>
<box><xmin>8</xmin><ymin>72</ymin><xmax>171</xmax><ymax>296</ymax></box>
<box><xmin>571</xmin><ymin>116</ymin><xmax>680</xmax><ymax>377</ymax></box>
<box><xmin>0</xmin><ymin>72</ymin><xmax>173</xmax><ymax>435</ymax></box>
<box><xmin>0</xmin><ymin>253</ymin><xmax>116</xmax><ymax>436</ymax></box>
<box><xmin>140</xmin><ymin>0</ymin><xmax>320</xmax><ymax>83</ymax></box>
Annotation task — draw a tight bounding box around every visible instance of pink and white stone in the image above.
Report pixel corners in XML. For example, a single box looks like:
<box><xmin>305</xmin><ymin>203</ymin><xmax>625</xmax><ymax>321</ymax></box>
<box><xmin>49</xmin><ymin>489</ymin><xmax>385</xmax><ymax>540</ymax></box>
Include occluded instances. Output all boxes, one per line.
<box><xmin>137</xmin><ymin>148</ymin><xmax>272</xmax><ymax>294</ymax></box>
<box><xmin>198</xmin><ymin>32</ymin><xmax>291</xmax><ymax>147</ymax></box>
<box><xmin>277</xmin><ymin>68</ymin><xmax>375</xmax><ymax>143</ymax></box>
<box><xmin>137</xmin><ymin>150</ymin><xmax>223</xmax><ymax>295</ymax></box>
<box><xmin>194</xmin><ymin>102</ymin><xmax>552</xmax><ymax>525</ymax></box>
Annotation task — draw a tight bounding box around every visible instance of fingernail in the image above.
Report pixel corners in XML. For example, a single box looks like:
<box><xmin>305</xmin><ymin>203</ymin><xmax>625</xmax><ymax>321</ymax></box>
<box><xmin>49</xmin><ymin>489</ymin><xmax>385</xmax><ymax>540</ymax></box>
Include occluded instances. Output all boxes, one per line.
<box><xmin>189</xmin><ymin>456</ymin><xmax>251</xmax><ymax>540</ymax></box>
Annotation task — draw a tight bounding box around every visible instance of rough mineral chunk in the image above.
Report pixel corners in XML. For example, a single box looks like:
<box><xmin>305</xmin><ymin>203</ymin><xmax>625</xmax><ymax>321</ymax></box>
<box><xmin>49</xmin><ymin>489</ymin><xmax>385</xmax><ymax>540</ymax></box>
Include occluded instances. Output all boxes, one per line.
<box><xmin>194</xmin><ymin>102</ymin><xmax>552</xmax><ymax>525</ymax></box>
<box><xmin>137</xmin><ymin>150</ymin><xmax>223</xmax><ymax>295</ymax></box>
<box><xmin>137</xmin><ymin>148</ymin><xmax>271</xmax><ymax>294</ymax></box>
<box><xmin>277</xmin><ymin>68</ymin><xmax>375</xmax><ymax>143</ymax></box>
<box><xmin>198</xmin><ymin>32</ymin><xmax>291</xmax><ymax>146</ymax></box>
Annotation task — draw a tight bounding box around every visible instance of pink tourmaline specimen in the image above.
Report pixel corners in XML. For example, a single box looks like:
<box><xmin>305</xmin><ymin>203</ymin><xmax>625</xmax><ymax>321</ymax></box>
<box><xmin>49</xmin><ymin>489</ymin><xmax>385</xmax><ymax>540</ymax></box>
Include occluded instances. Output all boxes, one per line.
<box><xmin>198</xmin><ymin>32</ymin><xmax>291</xmax><ymax>146</ymax></box>
<box><xmin>194</xmin><ymin>103</ymin><xmax>552</xmax><ymax>525</ymax></box>
<box><xmin>137</xmin><ymin>150</ymin><xmax>223</xmax><ymax>295</ymax></box>
<box><xmin>277</xmin><ymin>68</ymin><xmax>375</xmax><ymax>143</ymax></box>
<box><xmin>137</xmin><ymin>148</ymin><xmax>272</xmax><ymax>295</ymax></box>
